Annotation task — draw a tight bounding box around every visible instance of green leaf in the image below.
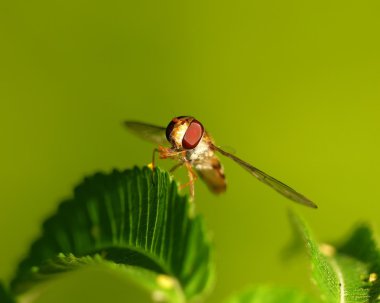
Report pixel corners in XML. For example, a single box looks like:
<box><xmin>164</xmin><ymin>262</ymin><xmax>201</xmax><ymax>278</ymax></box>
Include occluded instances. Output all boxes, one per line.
<box><xmin>0</xmin><ymin>282</ymin><xmax>15</xmax><ymax>303</ymax></box>
<box><xmin>338</xmin><ymin>224</ymin><xmax>380</xmax><ymax>302</ymax></box>
<box><xmin>224</xmin><ymin>286</ymin><xmax>320</xmax><ymax>303</ymax></box>
<box><xmin>290</xmin><ymin>212</ymin><xmax>380</xmax><ymax>303</ymax></box>
<box><xmin>15</xmin><ymin>255</ymin><xmax>183</xmax><ymax>303</ymax></box>
<box><xmin>10</xmin><ymin>167</ymin><xmax>213</xmax><ymax>302</ymax></box>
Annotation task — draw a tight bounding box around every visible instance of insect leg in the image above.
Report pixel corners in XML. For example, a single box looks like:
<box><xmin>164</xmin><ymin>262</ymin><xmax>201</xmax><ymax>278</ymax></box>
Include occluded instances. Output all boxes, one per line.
<box><xmin>169</xmin><ymin>162</ymin><xmax>184</xmax><ymax>175</ymax></box>
<box><xmin>151</xmin><ymin>146</ymin><xmax>181</xmax><ymax>169</ymax></box>
<box><xmin>158</xmin><ymin>146</ymin><xmax>186</xmax><ymax>159</ymax></box>
<box><xmin>150</xmin><ymin>148</ymin><xmax>160</xmax><ymax>185</ymax></box>
<box><xmin>150</xmin><ymin>146</ymin><xmax>187</xmax><ymax>185</ymax></box>
<box><xmin>179</xmin><ymin>162</ymin><xmax>198</xmax><ymax>201</ymax></box>
<box><xmin>151</xmin><ymin>148</ymin><xmax>159</xmax><ymax>171</ymax></box>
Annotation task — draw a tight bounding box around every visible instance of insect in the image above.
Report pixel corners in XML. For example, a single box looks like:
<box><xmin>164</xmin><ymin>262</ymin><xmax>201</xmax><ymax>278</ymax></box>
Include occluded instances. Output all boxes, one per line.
<box><xmin>124</xmin><ymin>116</ymin><xmax>317</xmax><ymax>208</ymax></box>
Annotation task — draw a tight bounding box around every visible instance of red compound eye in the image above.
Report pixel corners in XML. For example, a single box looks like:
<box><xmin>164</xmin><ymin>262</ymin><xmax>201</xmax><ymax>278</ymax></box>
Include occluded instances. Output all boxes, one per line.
<box><xmin>182</xmin><ymin>120</ymin><xmax>204</xmax><ymax>149</ymax></box>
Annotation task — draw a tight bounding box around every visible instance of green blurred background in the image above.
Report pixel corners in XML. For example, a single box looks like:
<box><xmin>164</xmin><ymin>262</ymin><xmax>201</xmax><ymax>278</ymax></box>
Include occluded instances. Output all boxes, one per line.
<box><xmin>1</xmin><ymin>0</ymin><xmax>380</xmax><ymax>302</ymax></box>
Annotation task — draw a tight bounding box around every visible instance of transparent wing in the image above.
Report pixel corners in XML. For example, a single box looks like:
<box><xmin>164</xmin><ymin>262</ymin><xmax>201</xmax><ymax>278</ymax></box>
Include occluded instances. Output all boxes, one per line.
<box><xmin>124</xmin><ymin>121</ymin><xmax>168</xmax><ymax>145</ymax></box>
<box><xmin>213</xmin><ymin>145</ymin><xmax>317</xmax><ymax>208</ymax></box>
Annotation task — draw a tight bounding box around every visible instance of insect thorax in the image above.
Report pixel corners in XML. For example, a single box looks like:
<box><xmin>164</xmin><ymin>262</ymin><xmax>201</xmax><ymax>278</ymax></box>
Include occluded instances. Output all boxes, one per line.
<box><xmin>186</xmin><ymin>136</ymin><xmax>215</xmax><ymax>168</ymax></box>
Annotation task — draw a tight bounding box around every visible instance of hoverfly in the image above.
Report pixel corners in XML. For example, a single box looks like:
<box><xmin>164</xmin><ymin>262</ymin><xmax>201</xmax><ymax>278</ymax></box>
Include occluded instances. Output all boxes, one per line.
<box><xmin>124</xmin><ymin>116</ymin><xmax>317</xmax><ymax>208</ymax></box>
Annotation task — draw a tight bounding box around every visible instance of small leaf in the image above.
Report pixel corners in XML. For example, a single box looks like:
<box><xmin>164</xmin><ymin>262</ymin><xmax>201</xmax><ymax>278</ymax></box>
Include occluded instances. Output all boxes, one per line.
<box><xmin>0</xmin><ymin>282</ymin><xmax>15</xmax><ymax>303</ymax></box>
<box><xmin>224</xmin><ymin>286</ymin><xmax>320</xmax><ymax>303</ymax></box>
<box><xmin>15</xmin><ymin>255</ymin><xmax>182</xmax><ymax>303</ymax></box>
<box><xmin>10</xmin><ymin>167</ymin><xmax>213</xmax><ymax>302</ymax></box>
<box><xmin>338</xmin><ymin>224</ymin><xmax>380</xmax><ymax>302</ymax></box>
<box><xmin>289</xmin><ymin>212</ymin><xmax>380</xmax><ymax>303</ymax></box>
